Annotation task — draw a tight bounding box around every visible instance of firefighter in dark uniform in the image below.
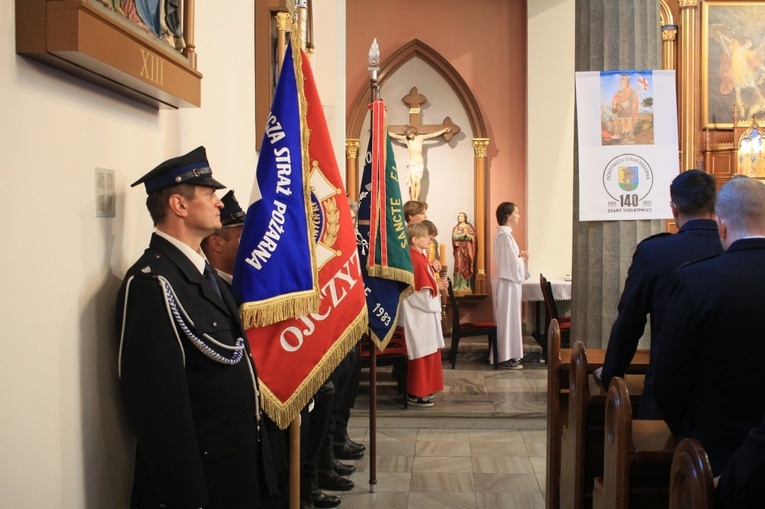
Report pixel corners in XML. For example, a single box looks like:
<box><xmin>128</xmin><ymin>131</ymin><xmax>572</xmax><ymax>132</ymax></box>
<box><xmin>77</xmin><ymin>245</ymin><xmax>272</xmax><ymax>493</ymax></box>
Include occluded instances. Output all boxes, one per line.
<box><xmin>116</xmin><ymin>146</ymin><xmax>279</xmax><ymax>508</ymax></box>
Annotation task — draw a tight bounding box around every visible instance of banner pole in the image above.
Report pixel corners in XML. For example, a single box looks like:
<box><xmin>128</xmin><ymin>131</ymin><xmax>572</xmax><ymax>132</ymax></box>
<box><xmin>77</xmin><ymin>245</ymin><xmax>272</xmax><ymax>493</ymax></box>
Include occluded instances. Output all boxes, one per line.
<box><xmin>369</xmin><ymin>339</ymin><xmax>378</xmax><ymax>493</ymax></box>
<box><xmin>367</xmin><ymin>38</ymin><xmax>381</xmax><ymax>494</ymax></box>
<box><xmin>289</xmin><ymin>417</ymin><xmax>300</xmax><ymax>509</ymax></box>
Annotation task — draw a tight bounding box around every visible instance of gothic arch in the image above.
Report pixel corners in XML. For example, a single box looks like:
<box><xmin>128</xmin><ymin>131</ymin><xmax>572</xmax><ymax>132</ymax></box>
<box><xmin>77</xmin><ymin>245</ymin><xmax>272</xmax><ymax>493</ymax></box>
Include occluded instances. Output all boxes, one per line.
<box><xmin>347</xmin><ymin>39</ymin><xmax>486</xmax><ymax>140</ymax></box>
<box><xmin>345</xmin><ymin>39</ymin><xmax>491</xmax><ymax>294</ymax></box>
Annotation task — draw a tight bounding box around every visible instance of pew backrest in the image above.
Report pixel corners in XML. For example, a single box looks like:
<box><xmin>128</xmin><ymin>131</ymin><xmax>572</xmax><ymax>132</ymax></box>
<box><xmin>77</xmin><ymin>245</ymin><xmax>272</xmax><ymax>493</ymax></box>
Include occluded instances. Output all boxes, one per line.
<box><xmin>669</xmin><ymin>438</ymin><xmax>716</xmax><ymax>509</ymax></box>
<box><xmin>560</xmin><ymin>341</ymin><xmax>590</xmax><ymax>509</ymax></box>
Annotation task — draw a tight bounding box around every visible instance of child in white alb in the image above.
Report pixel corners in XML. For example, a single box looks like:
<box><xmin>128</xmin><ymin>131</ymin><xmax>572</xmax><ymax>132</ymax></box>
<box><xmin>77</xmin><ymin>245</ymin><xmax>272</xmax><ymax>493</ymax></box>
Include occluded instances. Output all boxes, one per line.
<box><xmin>401</xmin><ymin>222</ymin><xmax>446</xmax><ymax>407</ymax></box>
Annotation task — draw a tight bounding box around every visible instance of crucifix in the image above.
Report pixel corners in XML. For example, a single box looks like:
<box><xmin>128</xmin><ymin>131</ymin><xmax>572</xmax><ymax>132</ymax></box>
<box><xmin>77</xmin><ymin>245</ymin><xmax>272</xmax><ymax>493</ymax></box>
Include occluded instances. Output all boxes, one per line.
<box><xmin>388</xmin><ymin>87</ymin><xmax>461</xmax><ymax>201</ymax></box>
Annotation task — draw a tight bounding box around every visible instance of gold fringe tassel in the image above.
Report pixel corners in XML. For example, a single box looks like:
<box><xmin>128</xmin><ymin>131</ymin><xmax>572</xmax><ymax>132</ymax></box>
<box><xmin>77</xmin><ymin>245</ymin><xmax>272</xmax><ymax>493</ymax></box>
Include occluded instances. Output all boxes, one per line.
<box><xmin>260</xmin><ymin>308</ymin><xmax>369</xmax><ymax>430</ymax></box>
<box><xmin>366</xmin><ymin>264</ymin><xmax>414</xmax><ymax>286</ymax></box>
<box><xmin>239</xmin><ymin>288</ymin><xmax>320</xmax><ymax>329</ymax></box>
<box><xmin>291</xmin><ymin>26</ymin><xmax>322</xmax><ymax>312</ymax></box>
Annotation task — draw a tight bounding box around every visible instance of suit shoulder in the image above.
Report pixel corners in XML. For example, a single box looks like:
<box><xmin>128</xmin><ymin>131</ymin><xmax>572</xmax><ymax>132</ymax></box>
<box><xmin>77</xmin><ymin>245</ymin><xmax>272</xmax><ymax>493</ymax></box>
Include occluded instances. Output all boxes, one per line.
<box><xmin>675</xmin><ymin>251</ymin><xmax>723</xmax><ymax>272</ymax></box>
<box><xmin>124</xmin><ymin>247</ymin><xmax>178</xmax><ymax>281</ymax></box>
<box><xmin>634</xmin><ymin>232</ymin><xmax>672</xmax><ymax>254</ymax></box>
<box><xmin>637</xmin><ymin>232</ymin><xmax>672</xmax><ymax>247</ymax></box>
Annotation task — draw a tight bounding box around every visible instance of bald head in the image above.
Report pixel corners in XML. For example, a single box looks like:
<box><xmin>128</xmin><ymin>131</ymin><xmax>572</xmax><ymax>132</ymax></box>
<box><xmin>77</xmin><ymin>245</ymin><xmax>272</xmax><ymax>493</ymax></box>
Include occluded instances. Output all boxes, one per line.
<box><xmin>715</xmin><ymin>176</ymin><xmax>765</xmax><ymax>249</ymax></box>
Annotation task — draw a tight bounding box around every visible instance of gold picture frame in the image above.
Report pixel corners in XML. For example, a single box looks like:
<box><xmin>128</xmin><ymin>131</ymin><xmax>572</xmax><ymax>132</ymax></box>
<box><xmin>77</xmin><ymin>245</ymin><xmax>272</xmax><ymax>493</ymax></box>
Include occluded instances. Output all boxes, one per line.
<box><xmin>702</xmin><ymin>0</ymin><xmax>765</xmax><ymax>129</ymax></box>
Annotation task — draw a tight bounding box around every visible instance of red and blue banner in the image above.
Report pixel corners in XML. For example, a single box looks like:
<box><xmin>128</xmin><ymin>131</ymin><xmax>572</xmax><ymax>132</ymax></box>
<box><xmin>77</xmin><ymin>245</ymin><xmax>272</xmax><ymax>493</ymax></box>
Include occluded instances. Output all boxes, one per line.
<box><xmin>356</xmin><ymin>100</ymin><xmax>414</xmax><ymax>350</ymax></box>
<box><xmin>234</xmin><ymin>39</ymin><xmax>367</xmax><ymax>429</ymax></box>
<box><xmin>232</xmin><ymin>42</ymin><xmax>319</xmax><ymax>329</ymax></box>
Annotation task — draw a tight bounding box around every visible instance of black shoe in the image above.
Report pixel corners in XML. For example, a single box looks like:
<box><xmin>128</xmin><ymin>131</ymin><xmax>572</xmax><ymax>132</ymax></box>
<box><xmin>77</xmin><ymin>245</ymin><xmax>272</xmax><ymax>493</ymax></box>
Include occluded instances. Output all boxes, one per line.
<box><xmin>336</xmin><ymin>426</ymin><xmax>367</xmax><ymax>453</ymax></box>
<box><xmin>337</xmin><ymin>437</ymin><xmax>366</xmax><ymax>453</ymax></box>
<box><xmin>331</xmin><ymin>457</ymin><xmax>356</xmax><ymax>476</ymax></box>
<box><xmin>311</xmin><ymin>488</ymin><xmax>340</xmax><ymax>508</ymax></box>
<box><xmin>334</xmin><ymin>441</ymin><xmax>364</xmax><ymax>460</ymax></box>
<box><xmin>300</xmin><ymin>479</ymin><xmax>316</xmax><ymax>509</ymax></box>
<box><xmin>317</xmin><ymin>470</ymin><xmax>355</xmax><ymax>491</ymax></box>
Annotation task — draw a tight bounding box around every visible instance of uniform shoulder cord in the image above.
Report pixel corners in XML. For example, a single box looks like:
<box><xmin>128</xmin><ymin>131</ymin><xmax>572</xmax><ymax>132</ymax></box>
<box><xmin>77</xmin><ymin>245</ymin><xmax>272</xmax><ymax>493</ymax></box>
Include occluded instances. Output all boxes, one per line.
<box><xmin>118</xmin><ymin>275</ymin><xmax>262</xmax><ymax>436</ymax></box>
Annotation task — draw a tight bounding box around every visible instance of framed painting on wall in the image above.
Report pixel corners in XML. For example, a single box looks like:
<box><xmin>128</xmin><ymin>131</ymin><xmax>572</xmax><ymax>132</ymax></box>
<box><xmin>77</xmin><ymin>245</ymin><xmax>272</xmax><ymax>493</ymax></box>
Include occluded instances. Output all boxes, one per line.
<box><xmin>702</xmin><ymin>0</ymin><xmax>765</xmax><ymax>129</ymax></box>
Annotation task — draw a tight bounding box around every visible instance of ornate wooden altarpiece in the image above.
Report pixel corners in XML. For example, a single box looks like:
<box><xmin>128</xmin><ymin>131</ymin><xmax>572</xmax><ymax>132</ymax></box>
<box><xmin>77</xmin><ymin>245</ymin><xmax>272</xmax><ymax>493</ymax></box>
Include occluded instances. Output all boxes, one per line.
<box><xmin>16</xmin><ymin>0</ymin><xmax>201</xmax><ymax>108</ymax></box>
<box><xmin>661</xmin><ymin>0</ymin><xmax>765</xmax><ymax>189</ymax></box>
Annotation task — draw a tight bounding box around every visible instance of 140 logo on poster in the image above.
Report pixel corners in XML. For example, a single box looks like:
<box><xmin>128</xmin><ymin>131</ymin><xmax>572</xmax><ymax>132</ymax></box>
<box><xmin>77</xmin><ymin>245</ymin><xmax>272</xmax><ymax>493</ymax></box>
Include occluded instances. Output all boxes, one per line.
<box><xmin>602</xmin><ymin>153</ymin><xmax>655</xmax><ymax>215</ymax></box>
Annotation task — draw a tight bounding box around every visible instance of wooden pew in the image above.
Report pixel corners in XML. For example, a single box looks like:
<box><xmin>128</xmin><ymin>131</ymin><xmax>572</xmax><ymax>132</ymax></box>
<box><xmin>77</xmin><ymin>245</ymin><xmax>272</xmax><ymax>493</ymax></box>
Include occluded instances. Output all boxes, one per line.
<box><xmin>559</xmin><ymin>342</ymin><xmax>645</xmax><ymax>509</ymax></box>
<box><xmin>592</xmin><ymin>377</ymin><xmax>675</xmax><ymax>509</ymax></box>
<box><xmin>559</xmin><ymin>341</ymin><xmax>590</xmax><ymax>509</ymax></box>
<box><xmin>546</xmin><ymin>319</ymin><xmax>570</xmax><ymax>509</ymax></box>
<box><xmin>546</xmin><ymin>320</ymin><xmax>650</xmax><ymax>509</ymax></box>
<box><xmin>669</xmin><ymin>438</ymin><xmax>716</xmax><ymax>509</ymax></box>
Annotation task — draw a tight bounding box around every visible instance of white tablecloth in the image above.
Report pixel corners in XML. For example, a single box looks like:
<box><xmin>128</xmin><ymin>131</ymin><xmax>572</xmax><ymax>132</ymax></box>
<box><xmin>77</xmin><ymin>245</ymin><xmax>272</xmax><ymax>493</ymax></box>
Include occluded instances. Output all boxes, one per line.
<box><xmin>521</xmin><ymin>279</ymin><xmax>572</xmax><ymax>302</ymax></box>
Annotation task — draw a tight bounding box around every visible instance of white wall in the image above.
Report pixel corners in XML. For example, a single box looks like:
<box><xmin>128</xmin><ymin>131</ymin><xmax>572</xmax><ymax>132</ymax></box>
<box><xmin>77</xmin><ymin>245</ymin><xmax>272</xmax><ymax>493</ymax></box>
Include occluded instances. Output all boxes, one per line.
<box><xmin>527</xmin><ymin>0</ymin><xmax>575</xmax><ymax>280</ymax></box>
<box><xmin>311</xmin><ymin>0</ymin><xmax>347</xmax><ymax>178</ymax></box>
<box><xmin>0</xmin><ymin>1</ymin><xmax>286</xmax><ymax>506</ymax></box>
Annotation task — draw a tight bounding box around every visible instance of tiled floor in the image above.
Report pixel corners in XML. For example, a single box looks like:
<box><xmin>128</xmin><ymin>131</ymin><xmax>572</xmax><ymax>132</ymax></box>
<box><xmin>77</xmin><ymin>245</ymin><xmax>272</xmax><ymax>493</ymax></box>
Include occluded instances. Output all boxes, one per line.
<box><xmin>333</xmin><ymin>337</ymin><xmax>548</xmax><ymax>509</ymax></box>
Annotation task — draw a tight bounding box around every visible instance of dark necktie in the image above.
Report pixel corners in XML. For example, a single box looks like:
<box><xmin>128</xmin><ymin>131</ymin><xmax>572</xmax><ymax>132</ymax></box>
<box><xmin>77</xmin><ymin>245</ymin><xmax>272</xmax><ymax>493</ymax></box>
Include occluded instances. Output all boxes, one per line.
<box><xmin>203</xmin><ymin>261</ymin><xmax>223</xmax><ymax>300</ymax></box>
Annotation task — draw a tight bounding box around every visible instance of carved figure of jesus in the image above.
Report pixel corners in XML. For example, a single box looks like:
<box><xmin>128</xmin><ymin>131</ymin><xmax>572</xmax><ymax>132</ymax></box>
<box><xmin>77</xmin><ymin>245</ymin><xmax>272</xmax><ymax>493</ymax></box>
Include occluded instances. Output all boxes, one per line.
<box><xmin>390</xmin><ymin>126</ymin><xmax>451</xmax><ymax>201</ymax></box>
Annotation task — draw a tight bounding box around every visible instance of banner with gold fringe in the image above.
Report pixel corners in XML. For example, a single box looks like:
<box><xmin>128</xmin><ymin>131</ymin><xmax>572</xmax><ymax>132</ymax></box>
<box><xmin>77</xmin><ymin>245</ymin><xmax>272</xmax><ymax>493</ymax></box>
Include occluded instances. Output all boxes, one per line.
<box><xmin>356</xmin><ymin>99</ymin><xmax>414</xmax><ymax>350</ymax></box>
<box><xmin>235</xmin><ymin>37</ymin><xmax>368</xmax><ymax>429</ymax></box>
<box><xmin>232</xmin><ymin>35</ymin><xmax>319</xmax><ymax>329</ymax></box>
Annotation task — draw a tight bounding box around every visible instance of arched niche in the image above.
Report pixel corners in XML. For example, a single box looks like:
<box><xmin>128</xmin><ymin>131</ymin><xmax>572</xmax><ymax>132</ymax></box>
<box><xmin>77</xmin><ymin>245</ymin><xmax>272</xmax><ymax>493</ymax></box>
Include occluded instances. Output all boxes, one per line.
<box><xmin>345</xmin><ymin>39</ymin><xmax>490</xmax><ymax>294</ymax></box>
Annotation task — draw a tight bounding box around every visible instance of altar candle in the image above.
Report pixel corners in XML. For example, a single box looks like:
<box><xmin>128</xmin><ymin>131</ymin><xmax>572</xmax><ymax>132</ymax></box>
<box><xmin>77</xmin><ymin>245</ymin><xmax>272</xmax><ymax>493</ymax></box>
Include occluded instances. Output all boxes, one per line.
<box><xmin>440</xmin><ymin>243</ymin><xmax>446</xmax><ymax>264</ymax></box>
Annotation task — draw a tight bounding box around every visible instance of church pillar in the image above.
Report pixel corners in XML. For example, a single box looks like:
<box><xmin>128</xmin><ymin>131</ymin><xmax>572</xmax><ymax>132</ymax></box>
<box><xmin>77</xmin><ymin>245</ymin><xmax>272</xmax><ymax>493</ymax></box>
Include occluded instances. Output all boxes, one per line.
<box><xmin>275</xmin><ymin>12</ymin><xmax>291</xmax><ymax>74</ymax></box>
<box><xmin>679</xmin><ymin>0</ymin><xmax>699</xmax><ymax>170</ymax></box>
<box><xmin>345</xmin><ymin>139</ymin><xmax>360</xmax><ymax>201</ymax></box>
<box><xmin>572</xmin><ymin>0</ymin><xmax>663</xmax><ymax>348</ymax></box>
<box><xmin>661</xmin><ymin>25</ymin><xmax>678</xmax><ymax>70</ymax></box>
<box><xmin>473</xmin><ymin>138</ymin><xmax>490</xmax><ymax>294</ymax></box>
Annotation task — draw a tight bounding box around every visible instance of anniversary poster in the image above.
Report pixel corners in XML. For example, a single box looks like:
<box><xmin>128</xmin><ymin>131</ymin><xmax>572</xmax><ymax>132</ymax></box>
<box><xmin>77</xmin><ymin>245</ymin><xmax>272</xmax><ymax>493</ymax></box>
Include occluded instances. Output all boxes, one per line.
<box><xmin>576</xmin><ymin>70</ymin><xmax>679</xmax><ymax>221</ymax></box>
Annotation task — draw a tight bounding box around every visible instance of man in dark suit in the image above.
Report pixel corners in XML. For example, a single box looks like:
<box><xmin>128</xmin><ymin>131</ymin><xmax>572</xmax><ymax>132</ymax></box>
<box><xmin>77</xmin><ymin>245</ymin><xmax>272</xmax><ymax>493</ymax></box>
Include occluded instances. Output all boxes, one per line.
<box><xmin>202</xmin><ymin>190</ymin><xmax>293</xmax><ymax>509</ymax></box>
<box><xmin>652</xmin><ymin>176</ymin><xmax>765</xmax><ymax>475</ymax></box>
<box><xmin>116</xmin><ymin>147</ymin><xmax>279</xmax><ymax>508</ymax></box>
<box><xmin>201</xmin><ymin>190</ymin><xmax>246</xmax><ymax>288</ymax></box>
<box><xmin>596</xmin><ymin>169</ymin><xmax>722</xmax><ymax>418</ymax></box>
<box><xmin>716</xmin><ymin>409</ymin><xmax>765</xmax><ymax>508</ymax></box>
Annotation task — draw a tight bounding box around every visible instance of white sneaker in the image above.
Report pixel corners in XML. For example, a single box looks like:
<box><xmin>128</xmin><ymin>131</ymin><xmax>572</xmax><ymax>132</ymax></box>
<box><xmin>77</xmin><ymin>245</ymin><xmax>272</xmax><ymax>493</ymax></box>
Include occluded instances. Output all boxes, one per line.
<box><xmin>407</xmin><ymin>394</ymin><xmax>434</xmax><ymax>407</ymax></box>
<box><xmin>498</xmin><ymin>359</ymin><xmax>523</xmax><ymax>370</ymax></box>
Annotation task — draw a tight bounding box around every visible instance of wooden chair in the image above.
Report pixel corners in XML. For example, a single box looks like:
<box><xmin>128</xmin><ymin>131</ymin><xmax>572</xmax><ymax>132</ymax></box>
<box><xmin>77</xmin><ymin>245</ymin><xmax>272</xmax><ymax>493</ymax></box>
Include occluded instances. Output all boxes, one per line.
<box><xmin>540</xmin><ymin>273</ymin><xmax>571</xmax><ymax>348</ymax></box>
<box><xmin>592</xmin><ymin>377</ymin><xmax>675</xmax><ymax>509</ymax></box>
<box><xmin>669</xmin><ymin>438</ymin><xmax>716</xmax><ymax>509</ymax></box>
<box><xmin>359</xmin><ymin>329</ymin><xmax>409</xmax><ymax>409</ymax></box>
<box><xmin>447</xmin><ymin>278</ymin><xmax>498</xmax><ymax>369</ymax></box>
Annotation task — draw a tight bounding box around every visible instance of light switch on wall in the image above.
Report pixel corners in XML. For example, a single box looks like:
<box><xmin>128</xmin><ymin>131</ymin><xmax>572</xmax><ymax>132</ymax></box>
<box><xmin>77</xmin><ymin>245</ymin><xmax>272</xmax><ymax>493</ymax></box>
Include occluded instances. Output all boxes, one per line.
<box><xmin>95</xmin><ymin>168</ymin><xmax>115</xmax><ymax>218</ymax></box>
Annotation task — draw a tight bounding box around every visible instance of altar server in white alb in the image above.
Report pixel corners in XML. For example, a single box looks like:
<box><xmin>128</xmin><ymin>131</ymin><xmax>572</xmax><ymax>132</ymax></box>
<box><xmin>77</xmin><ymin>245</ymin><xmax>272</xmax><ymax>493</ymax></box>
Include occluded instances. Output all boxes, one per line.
<box><xmin>401</xmin><ymin>222</ymin><xmax>447</xmax><ymax>407</ymax></box>
<box><xmin>492</xmin><ymin>201</ymin><xmax>530</xmax><ymax>369</ymax></box>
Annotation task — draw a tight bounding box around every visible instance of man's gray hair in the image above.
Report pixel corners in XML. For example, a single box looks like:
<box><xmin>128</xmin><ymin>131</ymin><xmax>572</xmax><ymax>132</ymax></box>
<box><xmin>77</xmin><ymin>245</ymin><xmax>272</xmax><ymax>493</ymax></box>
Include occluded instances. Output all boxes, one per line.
<box><xmin>715</xmin><ymin>176</ymin><xmax>765</xmax><ymax>232</ymax></box>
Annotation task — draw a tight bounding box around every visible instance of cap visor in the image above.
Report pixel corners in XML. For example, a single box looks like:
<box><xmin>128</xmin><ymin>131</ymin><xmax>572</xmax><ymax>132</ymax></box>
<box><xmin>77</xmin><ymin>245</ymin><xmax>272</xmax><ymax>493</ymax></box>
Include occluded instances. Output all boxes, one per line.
<box><xmin>196</xmin><ymin>177</ymin><xmax>226</xmax><ymax>190</ymax></box>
